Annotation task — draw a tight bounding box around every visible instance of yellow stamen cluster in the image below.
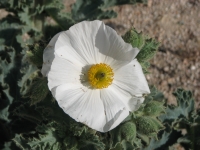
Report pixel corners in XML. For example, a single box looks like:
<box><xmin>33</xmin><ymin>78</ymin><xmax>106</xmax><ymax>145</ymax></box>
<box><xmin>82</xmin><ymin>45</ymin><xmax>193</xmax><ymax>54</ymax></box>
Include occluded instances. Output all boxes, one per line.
<box><xmin>88</xmin><ymin>63</ymin><xmax>114</xmax><ymax>89</ymax></box>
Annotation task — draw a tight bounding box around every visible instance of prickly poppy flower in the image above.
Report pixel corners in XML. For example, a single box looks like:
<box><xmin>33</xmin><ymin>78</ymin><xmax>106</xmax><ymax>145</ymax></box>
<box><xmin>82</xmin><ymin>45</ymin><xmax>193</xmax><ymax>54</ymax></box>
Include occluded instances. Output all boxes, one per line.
<box><xmin>41</xmin><ymin>20</ymin><xmax>150</xmax><ymax>132</ymax></box>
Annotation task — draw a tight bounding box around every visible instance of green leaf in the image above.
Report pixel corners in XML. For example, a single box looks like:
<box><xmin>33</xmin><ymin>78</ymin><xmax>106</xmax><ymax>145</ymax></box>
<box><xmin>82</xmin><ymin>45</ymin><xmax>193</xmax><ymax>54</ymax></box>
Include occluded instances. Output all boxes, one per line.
<box><xmin>27</xmin><ymin>123</ymin><xmax>63</xmax><ymax>150</ymax></box>
<box><xmin>13</xmin><ymin>102</ymin><xmax>43</xmax><ymax>123</ymax></box>
<box><xmin>2</xmin><ymin>141</ymin><xmax>20</xmax><ymax>150</ymax></box>
<box><xmin>71</xmin><ymin>0</ymin><xmax>117</xmax><ymax>22</ymax></box>
<box><xmin>0</xmin><ymin>47</ymin><xmax>16</xmax><ymax>122</ymax></box>
<box><xmin>26</xmin><ymin>77</ymin><xmax>49</xmax><ymax>105</ymax></box>
<box><xmin>26</xmin><ymin>42</ymin><xmax>46</xmax><ymax>67</ymax></box>
<box><xmin>13</xmin><ymin>134</ymin><xmax>30</xmax><ymax>150</ymax></box>
<box><xmin>159</xmin><ymin>89</ymin><xmax>194</xmax><ymax>123</ymax></box>
<box><xmin>109</xmin><ymin>142</ymin><xmax>124</xmax><ymax>150</ymax></box>
<box><xmin>144</xmin><ymin>131</ymin><xmax>171</xmax><ymax>150</ymax></box>
<box><xmin>144</xmin><ymin>86</ymin><xmax>165</xmax><ymax>104</ymax></box>
<box><xmin>45</xmin><ymin>0</ymin><xmax>74</xmax><ymax>30</ymax></box>
<box><xmin>102</xmin><ymin>0</ymin><xmax>147</xmax><ymax>8</ymax></box>
<box><xmin>137</xmin><ymin>132</ymin><xmax>150</xmax><ymax>145</ymax></box>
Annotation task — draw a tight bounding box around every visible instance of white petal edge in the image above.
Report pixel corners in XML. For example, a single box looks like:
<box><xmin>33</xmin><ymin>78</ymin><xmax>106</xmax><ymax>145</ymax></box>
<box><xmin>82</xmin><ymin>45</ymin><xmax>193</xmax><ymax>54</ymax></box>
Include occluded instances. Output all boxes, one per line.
<box><xmin>66</xmin><ymin>20</ymin><xmax>103</xmax><ymax>64</ymax></box>
<box><xmin>41</xmin><ymin>32</ymin><xmax>62</xmax><ymax>76</ymax></box>
<box><xmin>54</xmin><ymin>31</ymin><xmax>88</xmax><ymax>66</ymax></box>
<box><xmin>113</xmin><ymin>59</ymin><xmax>150</xmax><ymax>96</ymax></box>
<box><xmin>94</xmin><ymin>21</ymin><xmax>140</xmax><ymax>70</ymax></box>
<box><xmin>100</xmin><ymin>86</ymin><xmax>129</xmax><ymax>131</ymax></box>
<box><xmin>66</xmin><ymin>20</ymin><xmax>139</xmax><ymax>67</ymax></box>
<box><xmin>52</xmin><ymin>83</ymin><xmax>130</xmax><ymax>132</ymax></box>
<box><xmin>42</xmin><ymin>30</ymin><xmax>88</xmax><ymax>77</ymax></box>
<box><xmin>109</xmin><ymin>84</ymin><xmax>145</xmax><ymax>112</ymax></box>
<box><xmin>52</xmin><ymin>84</ymin><xmax>107</xmax><ymax>132</ymax></box>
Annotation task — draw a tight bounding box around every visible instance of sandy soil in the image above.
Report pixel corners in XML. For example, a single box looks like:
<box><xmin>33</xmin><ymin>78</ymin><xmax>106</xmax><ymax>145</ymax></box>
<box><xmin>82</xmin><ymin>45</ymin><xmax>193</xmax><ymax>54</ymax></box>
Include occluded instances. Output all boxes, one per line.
<box><xmin>104</xmin><ymin>0</ymin><xmax>200</xmax><ymax>106</ymax></box>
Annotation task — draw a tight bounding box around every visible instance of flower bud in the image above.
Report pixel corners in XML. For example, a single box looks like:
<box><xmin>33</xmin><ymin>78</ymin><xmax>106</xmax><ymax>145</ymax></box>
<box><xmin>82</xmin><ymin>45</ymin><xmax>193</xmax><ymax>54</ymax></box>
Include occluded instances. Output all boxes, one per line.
<box><xmin>122</xmin><ymin>28</ymin><xmax>145</xmax><ymax>50</ymax></box>
<box><xmin>144</xmin><ymin>101</ymin><xmax>165</xmax><ymax>117</ymax></box>
<box><xmin>136</xmin><ymin>116</ymin><xmax>164</xmax><ymax>136</ymax></box>
<box><xmin>120</xmin><ymin>122</ymin><xmax>136</xmax><ymax>142</ymax></box>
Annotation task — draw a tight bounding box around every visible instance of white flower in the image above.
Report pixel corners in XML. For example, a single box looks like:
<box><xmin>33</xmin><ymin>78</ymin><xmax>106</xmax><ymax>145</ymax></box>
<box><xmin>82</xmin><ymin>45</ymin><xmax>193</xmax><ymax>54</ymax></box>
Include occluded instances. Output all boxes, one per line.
<box><xmin>41</xmin><ymin>20</ymin><xmax>150</xmax><ymax>132</ymax></box>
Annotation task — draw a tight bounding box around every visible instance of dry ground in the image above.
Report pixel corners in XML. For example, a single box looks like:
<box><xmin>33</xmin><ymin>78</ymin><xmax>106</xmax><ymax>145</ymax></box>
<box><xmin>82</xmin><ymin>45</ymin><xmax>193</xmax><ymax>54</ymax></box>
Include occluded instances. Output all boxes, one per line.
<box><xmin>104</xmin><ymin>0</ymin><xmax>200</xmax><ymax>106</ymax></box>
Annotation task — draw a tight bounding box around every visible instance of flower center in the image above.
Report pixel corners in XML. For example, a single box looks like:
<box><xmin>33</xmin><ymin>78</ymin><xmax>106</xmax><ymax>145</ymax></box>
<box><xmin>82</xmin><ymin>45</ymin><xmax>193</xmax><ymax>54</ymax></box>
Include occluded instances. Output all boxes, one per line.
<box><xmin>88</xmin><ymin>63</ymin><xmax>114</xmax><ymax>89</ymax></box>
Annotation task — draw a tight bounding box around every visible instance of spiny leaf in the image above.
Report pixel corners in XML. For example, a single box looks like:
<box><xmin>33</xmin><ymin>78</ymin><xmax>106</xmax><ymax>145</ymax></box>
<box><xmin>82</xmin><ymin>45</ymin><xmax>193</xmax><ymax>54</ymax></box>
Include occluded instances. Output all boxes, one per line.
<box><xmin>2</xmin><ymin>141</ymin><xmax>20</xmax><ymax>150</ymax></box>
<box><xmin>137</xmin><ymin>132</ymin><xmax>150</xmax><ymax>145</ymax></box>
<box><xmin>13</xmin><ymin>134</ymin><xmax>30</xmax><ymax>150</ymax></box>
<box><xmin>109</xmin><ymin>142</ymin><xmax>123</xmax><ymax>150</ymax></box>
<box><xmin>13</xmin><ymin>102</ymin><xmax>43</xmax><ymax>123</ymax></box>
<box><xmin>26</xmin><ymin>42</ymin><xmax>46</xmax><ymax>67</ymax></box>
<box><xmin>45</xmin><ymin>0</ymin><xmax>74</xmax><ymax>30</ymax></box>
<box><xmin>144</xmin><ymin>86</ymin><xmax>165</xmax><ymax>104</ymax></box>
<box><xmin>102</xmin><ymin>0</ymin><xmax>147</xmax><ymax>8</ymax></box>
<box><xmin>26</xmin><ymin>77</ymin><xmax>49</xmax><ymax>105</ymax></box>
<box><xmin>71</xmin><ymin>0</ymin><xmax>117</xmax><ymax>22</ymax></box>
<box><xmin>18</xmin><ymin>64</ymin><xmax>38</xmax><ymax>96</ymax></box>
<box><xmin>27</xmin><ymin>123</ymin><xmax>63</xmax><ymax>150</ymax></box>
<box><xmin>159</xmin><ymin>89</ymin><xmax>194</xmax><ymax>123</ymax></box>
<box><xmin>0</xmin><ymin>48</ymin><xmax>16</xmax><ymax>122</ymax></box>
<box><xmin>144</xmin><ymin>131</ymin><xmax>171</xmax><ymax>150</ymax></box>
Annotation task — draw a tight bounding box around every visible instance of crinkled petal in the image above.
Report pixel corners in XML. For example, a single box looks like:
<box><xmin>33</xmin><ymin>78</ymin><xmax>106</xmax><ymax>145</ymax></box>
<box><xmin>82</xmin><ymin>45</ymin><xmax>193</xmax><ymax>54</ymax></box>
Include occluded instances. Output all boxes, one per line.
<box><xmin>113</xmin><ymin>59</ymin><xmax>150</xmax><ymax>96</ymax></box>
<box><xmin>54</xmin><ymin>31</ymin><xmax>87</xmax><ymax>66</ymax></box>
<box><xmin>66</xmin><ymin>21</ymin><xmax>102</xmax><ymax>64</ymax></box>
<box><xmin>110</xmin><ymin>84</ymin><xmax>144</xmax><ymax>112</ymax></box>
<box><xmin>128</xmin><ymin>96</ymin><xmax>145</xmax><ymax>111</ymax></box>
<box><xmin>52</xmin><ymin>83</ymin><xmax>130</xmax><ymax>132</ymax></box>
<box><xmin>47</xmin><ymin>55</ymin><xmax>82</xmax><ymax>90</ymax></box>
<box><xmin>41</xmin><ymin>31</ymin><xmax>87</xmax><ymax>77</ymax></box>
<box><xmin>95</xmin><ymin>22</ymin><xmax>139</xmax><ymax>70</ymax></box>
<box><xmin>67</xmin><ymin>20</ymin><xmax>139</xmax><ymax>67</ymax></box>
<box><xmin>100</xmin><ymin>86</ymin><xmax>129</xmax><ymax>131</ymax></box>
<box><xmin>52</xmin><ymin>84</ymin><xmax>106</xmax><ymax>132</ymax></box>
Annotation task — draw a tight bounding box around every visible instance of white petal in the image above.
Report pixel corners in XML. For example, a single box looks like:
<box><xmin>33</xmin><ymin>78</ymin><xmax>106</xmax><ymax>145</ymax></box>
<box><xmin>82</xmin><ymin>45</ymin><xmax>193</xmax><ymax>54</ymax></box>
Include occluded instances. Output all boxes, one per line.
<box><xmin>67</xmin><ymin>20</ymin><xmax>139</xmax><ymax>67</ymax></box>
<box><xmin>47</xmin><ymin>55</ymin><xmax>82</xmax><ymax>90</ymax></box>
<box><xmin>52</xmin><ymin>84</ymin><xmax>107</xmax><ymax>132</ymax></box>
<box><xmin>41</xmin><ymin>32</ymin><xmax>62</xmax><ymax>76</ymax></box>
<box><xmin>54</xmin><ymin>32</ymin><xmax>87</xmax><ymax>66</ymax></box>
<box><xmin>66</xmin><ymin>20</ymin><xmax>102</xmax><ymax>64</ymax></box>
<box><xmin>94</xmin><ymin>22</ymin><xmax>139</xmax><ymax>69</ymax></box>
<box><xmin>113</xmin><ymin>59</ymin><xmax>150</xmax><ymax>96</ymax></box>
<box><xmin>109</xmin><ymin>84</ymin><xmax>144</xmax><ymax>112</ymax></box>
<box><xmin>129</xmin><ymin>96</ymin><xmax>145</xmax><ymax>111</ymax></box>
<box><xmin>100</xmin><ymin>86</ymin><xmax>129</xmax><ymax>131</ymax></box>
<box><xmin>41</xmin><ymin>31</ymin><xmax>88</xmax><ymax>77</ymax></box>
<box><xmin>52</xmin><ymin>83</ymin><xmax>130</xmax><ymax>132</ymax></box>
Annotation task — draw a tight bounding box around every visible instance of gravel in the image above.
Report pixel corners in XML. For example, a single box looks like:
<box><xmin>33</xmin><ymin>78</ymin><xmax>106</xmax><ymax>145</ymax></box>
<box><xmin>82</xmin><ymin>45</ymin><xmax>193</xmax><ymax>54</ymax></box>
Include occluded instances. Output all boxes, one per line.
<box><xmin>104</xmin><ymin>0</ymin><xmax>200</xmax><ymax>106</ymax></box>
